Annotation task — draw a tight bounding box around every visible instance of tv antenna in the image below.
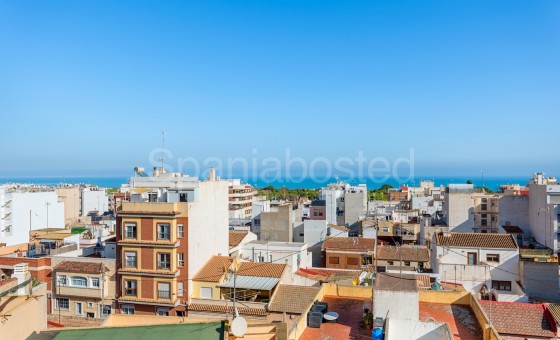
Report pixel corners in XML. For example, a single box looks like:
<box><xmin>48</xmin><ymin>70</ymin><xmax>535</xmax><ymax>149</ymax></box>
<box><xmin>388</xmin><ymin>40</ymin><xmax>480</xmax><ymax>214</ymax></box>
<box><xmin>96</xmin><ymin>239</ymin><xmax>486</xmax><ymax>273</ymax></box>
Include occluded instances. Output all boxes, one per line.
<box><xmin>160</xmin><ymin>129</ymin><xmax>166</xmax><ymax>170</ymax></box>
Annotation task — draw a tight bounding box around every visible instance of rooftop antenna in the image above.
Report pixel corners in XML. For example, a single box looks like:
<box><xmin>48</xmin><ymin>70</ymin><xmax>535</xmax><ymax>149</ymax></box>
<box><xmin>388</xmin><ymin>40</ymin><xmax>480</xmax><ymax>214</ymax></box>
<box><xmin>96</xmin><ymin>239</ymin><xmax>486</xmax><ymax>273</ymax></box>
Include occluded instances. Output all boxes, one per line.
<box><xmin>160</xmin><ymin>129</ymin><xmax>166</xmax><ymax>171</ymax></box>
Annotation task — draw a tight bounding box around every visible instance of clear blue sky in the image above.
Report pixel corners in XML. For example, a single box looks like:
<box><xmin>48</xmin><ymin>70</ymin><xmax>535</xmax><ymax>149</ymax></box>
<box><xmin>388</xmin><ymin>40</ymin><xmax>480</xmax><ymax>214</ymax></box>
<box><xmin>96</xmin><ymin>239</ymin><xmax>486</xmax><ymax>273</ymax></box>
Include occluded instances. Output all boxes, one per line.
<box><xmin>0</xmin><ymin>1</ymin><xmax>558</xmax><ymax>177</ymax></box>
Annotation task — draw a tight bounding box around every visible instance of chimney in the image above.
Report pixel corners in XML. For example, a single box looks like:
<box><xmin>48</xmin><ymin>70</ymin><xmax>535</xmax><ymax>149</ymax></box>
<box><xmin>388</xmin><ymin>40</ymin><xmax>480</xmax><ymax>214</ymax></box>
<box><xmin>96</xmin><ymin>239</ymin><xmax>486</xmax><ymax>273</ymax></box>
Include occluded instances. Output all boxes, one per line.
<box><xmin>13</xmin><ymin>263</ymin><xmax>31</xmax><ymax>296</ymax></box>
<box><xmin>208</xmin><ymin>167</ymin><xmax>216</xmax><ymax>181</ymax></box>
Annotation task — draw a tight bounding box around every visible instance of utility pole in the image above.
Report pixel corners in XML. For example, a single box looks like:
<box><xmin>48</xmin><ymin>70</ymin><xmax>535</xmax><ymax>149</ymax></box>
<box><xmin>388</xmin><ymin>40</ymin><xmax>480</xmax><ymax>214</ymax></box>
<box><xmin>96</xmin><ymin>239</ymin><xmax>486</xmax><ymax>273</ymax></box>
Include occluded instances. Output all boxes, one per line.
<box><xmin>46</xmin><ymin>202</ymin><xmax>50</xmax><ymax>232</ymax></box>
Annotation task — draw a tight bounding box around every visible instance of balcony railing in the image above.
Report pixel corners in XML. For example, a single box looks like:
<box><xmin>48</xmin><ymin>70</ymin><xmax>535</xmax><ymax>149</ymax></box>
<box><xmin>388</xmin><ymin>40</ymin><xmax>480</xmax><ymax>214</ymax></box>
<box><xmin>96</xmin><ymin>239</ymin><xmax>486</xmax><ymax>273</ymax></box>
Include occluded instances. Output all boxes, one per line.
<box><xmin>125</xmin><ymin>288</ymin><xmax>137</xmax><ymax>296</ymax></box>
<box><xmin>157</xmin><ymin>262</ymin><xmax>171</xmax><ymax>270</ymax></box>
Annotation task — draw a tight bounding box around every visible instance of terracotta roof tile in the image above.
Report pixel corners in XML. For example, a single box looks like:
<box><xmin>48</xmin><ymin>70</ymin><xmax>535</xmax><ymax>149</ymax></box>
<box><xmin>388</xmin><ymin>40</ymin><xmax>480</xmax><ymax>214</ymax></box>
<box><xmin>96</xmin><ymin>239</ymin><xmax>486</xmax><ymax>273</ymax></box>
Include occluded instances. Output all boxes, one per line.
<box><xmin>268</xmin><ymin>285</ymin><xmax>321</xmax><ymax>314</ymax></box>
<box><xmin>237</xmin><ymin>262</ymin><xmax>286</xmax><ymax>278</ymax></box>
<box><xmin>547</xmin><ymin>303</ymin><xmax>560</xmax><ymax>324</ymax></box>
<box><xmin>435</xmin><ymin>232</ymin><xmax>518</xmax><ymax>249</ymax></box>
<box><xmin>192</xmin><ymin>256</ymin><xmax>287</xmax><ymax>282</ymax></box>
<box><xmin>54</xmin><ymin>261</ymin><xmax>109</xmax><ymax>274</ymax></box>
<box><xmin>322</xmin><ymin>237</ymin><xmax>376</xmax><ymax>252</ymax></box>
<box><xmin>229</xmin><ymin>231</ymin><xmax>248</xmax><ymax>248</ymax></box>
<box><xmin>192</xmin><ymin>256</ymin><xmax>232</xmax><ymax>282</ymax></box>
<box><xmin>479</xmin><ymin>301</ymin><xmax>556</xmax><ymax>338</ymax></box>
<box><xmin>377</xmin><ymin>245</ymin><xmax>430</xmax><ymax>262</ymax></box>
<box><xmin>328</xmin><ymin>224</ymin><xmax>350</xmax><ymax>232</ymax></box>
<box><xmin>295</xmin><ymin>268</ymin><xmax>360</xmax><ymax>281</ymax></box>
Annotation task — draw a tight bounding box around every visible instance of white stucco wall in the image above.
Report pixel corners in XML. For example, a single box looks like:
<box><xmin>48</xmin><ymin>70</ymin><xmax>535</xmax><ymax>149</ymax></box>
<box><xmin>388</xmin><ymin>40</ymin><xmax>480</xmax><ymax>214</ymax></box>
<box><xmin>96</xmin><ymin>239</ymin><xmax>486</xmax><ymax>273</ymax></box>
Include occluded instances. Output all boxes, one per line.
<box><xmin>374</xmin><ymin>289</ymin><xmax>419</xmax><ymax>320</ymax></box>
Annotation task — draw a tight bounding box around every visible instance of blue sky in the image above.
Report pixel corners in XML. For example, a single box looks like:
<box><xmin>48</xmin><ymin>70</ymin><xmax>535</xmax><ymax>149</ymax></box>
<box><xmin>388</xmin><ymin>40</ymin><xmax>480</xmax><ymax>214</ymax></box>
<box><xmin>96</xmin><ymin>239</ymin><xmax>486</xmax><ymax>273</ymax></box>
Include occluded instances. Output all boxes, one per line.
<box><xmin>0</xmin><ymin>1</ymin><xmax>558</xmax><ymax>178</ymax></box>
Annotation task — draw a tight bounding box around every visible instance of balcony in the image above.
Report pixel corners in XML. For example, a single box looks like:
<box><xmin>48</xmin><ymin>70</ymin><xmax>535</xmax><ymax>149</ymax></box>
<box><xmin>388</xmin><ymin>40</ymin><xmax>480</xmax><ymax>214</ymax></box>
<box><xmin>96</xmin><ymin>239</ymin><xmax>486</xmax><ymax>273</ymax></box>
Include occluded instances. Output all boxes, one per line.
<box><xmin>57</xmin><ymin>285</ymin><xmax>108</xmax><ymax>299</ymax></box>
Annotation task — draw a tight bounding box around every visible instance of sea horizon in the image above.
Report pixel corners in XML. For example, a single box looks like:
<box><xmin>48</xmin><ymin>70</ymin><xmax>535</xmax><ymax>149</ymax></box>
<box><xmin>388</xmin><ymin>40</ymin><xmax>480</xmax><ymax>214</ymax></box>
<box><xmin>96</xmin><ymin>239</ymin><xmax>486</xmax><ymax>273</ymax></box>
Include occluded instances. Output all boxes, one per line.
<box><xmin>0</xmin><ymin>174</ymin><xmax>548</xmax><ymax>191</ymax></box>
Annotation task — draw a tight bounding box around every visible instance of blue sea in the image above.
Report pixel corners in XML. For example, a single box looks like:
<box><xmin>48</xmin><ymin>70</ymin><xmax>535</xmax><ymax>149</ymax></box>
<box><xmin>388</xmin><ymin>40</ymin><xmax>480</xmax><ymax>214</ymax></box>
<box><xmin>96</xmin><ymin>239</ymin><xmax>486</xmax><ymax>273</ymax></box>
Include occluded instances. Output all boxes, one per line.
<box><xmin>0</xmin><ymin>175</ymin><xmax>539</xmax><ymax>191</ymax></box>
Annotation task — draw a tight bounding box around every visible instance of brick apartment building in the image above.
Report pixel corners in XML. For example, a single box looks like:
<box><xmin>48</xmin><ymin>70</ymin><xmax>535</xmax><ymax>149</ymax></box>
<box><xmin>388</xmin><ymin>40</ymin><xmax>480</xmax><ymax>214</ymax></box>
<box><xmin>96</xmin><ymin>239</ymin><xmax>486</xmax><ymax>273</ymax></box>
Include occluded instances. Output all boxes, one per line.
<box><xmin>116</xmin><ymin>202</ymin><xmax>189</xmax><ymax>316</ymax></box>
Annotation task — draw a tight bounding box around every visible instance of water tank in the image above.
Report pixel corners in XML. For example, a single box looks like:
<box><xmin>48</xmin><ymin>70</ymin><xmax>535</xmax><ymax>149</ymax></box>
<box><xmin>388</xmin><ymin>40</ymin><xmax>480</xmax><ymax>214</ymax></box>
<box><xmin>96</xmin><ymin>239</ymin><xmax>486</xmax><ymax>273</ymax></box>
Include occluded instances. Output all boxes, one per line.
<box><xmin>372</xmin><ymin>327</ymin><xmax>383</xmax><ymax>340</ymax></box>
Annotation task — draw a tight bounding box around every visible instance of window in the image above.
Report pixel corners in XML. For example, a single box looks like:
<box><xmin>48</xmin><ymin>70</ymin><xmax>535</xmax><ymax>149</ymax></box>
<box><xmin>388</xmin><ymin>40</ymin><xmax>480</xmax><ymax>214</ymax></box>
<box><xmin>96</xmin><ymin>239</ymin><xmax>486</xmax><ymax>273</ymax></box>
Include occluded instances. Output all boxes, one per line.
<box><xmin>178</xmin><ymin>282</ymin><xmax>184</xmax><ymax>297</ymax></box>
<box><xmin>177</xmin><ymin>224</ymin><xmax>184</xmax><ymax>238</ymax></box>
<box><xmin>178</xmin><ymin>253</ymin><xmax>184</xmax><ymax>267</ymax></box>
<box><xmin>125</xmin><ymin>251</ymin><xmax>137</xmax><ymax>267</ymax></box>
<box><xmin>299</xmin><ymin>232</ymin><xmax>304</xmax><ymax>237</ymax></box>
<box><xmin>157</xmin><ymin>223</ymin><xmax>170</xmax><ymax>240</ymax></box>
<box><xmin>125</xmin><ymin>280</ymin><xmax>137</xmax><ymax>296</ymax></box>
<box><xmin>481</xmin><ymin>204</ymin><xmax>488</xmax><ymax>211</ymax></box>
<box><xmin>91</xmin><ymin>278</ymin><xmax>100</xmax><ymax>288</ymax></box>
<box><xmin>57</xmin><ymin>275</ymin><xmax>67</xmax><ymax>286</ymax></box>
<box><xmin>362</xmin><ymin>255</ymin><xmax>373</xmax><ymax>266</ymax></box>
<box><xmin>346</xmin><ymin>257</ymin><xmax>359</xmax><ymax>266</ymax></box>
<box><xmin>75</xmin><ymin>302</ymin><xmax>83</xmax><ymax>316</ymax></box>
<box><xmin>87</xmin><ymin>301</ymin><xmax>94</xmax><ymax>308</ymax></box>
<box><xmin>492</xmin><ymin>280</ymin><xmax>511</xmax><ymax>291</ymax></box>
<box><xmin>486</xmin><ymin>254</ymin><xmax>500</xmax><ymax>262</ymax></box>
<box><xmin>55</xmin><ymin>298</ymin><xmax>69</xmax><ymax>310</ymax></box>
<box><xmin>176</xmin><ymin>311</ymin><xmax>185</xmax><ymax>317</ymax></box>
<box><xmin>481</xmin><ymin>219</ymin><xmax>488</xmax><ymax>226</ymax></box>
<box><xmin>125</xmin><ymin>223</ymin><xmax>137</xmax><ymax>239</ymax></box>
<box><xmin>158</xmin><ymin>253</ymin><xmax>171</xmax><ymax>270</ymax></box>
<box><xmin>158</xmin><ymin>282</ymin><xmax>171</xmax><ymax>299</ymax></box>
<box><xmin>200</xmin><ymin>287</ymin><xmax>212</xmax><ymax>299</ymax></box>
<box><xmin>387</xmin><ymin>261</ymin><xmax>394</xmax><ymax>266</ymax></box>
<box><xmin>71</xmin><ymin>276</ymin><xmax>88</xmax><ymax>287</ymax></box>
<box><xmin>101</xmin><ymin>305</ymin><xmax>111</xmax><ymax>317</ymax></box>
<box><xmin>467</xmin><ymin>252</ymin><xmax>478</xmax><ymax>265</ymax></box>
<box><xmin>121</xmin><ymin>305</ymin><xmax>135</xmax><ymax>315</ymax></box>
<box><xmin>382</xmin><ymin>227</ymin><xmax>389</xmax><ymax>233</ymax></box>
<box><xmin>156</xmin><ymin>307</ymin><xmax>170</xmax><ymax>316</ymax></box>
<box><xmin>404</xmin><ymin>261</ymin><xmax>411</xmax><ymax>266</ymax></box>
<box><xmin>328</xmin><ymin>257</ymin><xmax>340</xmax><ymax>265</ymax></box>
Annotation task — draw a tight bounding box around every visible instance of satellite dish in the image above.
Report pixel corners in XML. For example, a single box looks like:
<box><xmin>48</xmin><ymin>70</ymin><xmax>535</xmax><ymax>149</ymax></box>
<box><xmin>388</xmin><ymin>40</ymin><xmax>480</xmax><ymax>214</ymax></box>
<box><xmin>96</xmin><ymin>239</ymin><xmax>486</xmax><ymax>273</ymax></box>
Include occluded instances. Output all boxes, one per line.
<box><xmin>231</xmin><ymin>317</ymin><xmax>248</xmax><ymax>337</ymax></box>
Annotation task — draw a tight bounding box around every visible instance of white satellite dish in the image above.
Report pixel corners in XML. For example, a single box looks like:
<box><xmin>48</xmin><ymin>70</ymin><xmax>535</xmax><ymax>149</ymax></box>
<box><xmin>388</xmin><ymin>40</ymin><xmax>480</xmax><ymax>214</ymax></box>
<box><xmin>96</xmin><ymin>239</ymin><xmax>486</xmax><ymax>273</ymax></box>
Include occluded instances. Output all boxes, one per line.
<box><xmin>231</xmin><ymin>316</ymin><xmax>248</xmax><ymax>337</ymax></box>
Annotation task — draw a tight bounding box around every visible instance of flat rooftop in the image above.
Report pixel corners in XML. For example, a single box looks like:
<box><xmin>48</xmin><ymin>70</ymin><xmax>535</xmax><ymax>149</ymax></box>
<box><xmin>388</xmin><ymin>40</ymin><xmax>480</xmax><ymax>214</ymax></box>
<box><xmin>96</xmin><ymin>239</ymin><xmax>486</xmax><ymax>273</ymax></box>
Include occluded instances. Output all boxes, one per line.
<box><xmin>375</xmin><ymin>273</ymin><xmax>418</xmax><ymax>292</ymax></box>
<box><xmin>419</xmin><ymin>302</ymin><xmax>482</xmax><ymax>340</ymax></box>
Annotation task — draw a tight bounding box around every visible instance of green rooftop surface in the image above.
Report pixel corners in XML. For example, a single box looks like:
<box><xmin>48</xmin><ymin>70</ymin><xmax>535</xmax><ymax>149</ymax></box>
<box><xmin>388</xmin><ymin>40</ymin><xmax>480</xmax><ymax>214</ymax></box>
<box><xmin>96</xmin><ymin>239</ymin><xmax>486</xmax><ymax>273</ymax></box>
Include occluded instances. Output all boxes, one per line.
<box><xmin>28</xmin><ymin>322</ymin><xmax>223</xmax><ymax>340</ymax></box>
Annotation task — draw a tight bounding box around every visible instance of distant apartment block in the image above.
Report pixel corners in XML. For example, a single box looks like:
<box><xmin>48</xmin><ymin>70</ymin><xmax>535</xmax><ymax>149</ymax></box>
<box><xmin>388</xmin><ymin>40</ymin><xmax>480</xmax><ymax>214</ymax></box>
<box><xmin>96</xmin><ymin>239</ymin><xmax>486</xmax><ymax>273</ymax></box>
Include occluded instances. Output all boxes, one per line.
<box><xmin>228</xmin><ymin>179</ymin><xmax>256</xmax><ymax>219</ymax></box>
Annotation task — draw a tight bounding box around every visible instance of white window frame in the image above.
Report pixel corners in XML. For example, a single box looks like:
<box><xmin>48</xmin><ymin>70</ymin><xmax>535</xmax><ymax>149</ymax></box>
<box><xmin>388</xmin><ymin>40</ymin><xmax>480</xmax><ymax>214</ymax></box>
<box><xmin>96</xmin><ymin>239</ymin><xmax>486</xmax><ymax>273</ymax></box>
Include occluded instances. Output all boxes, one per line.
<box><xmin>71</xmin><ymin>276</ymin><xmax>88</xmax><ymax>288</ymax></box>
<box><xmin>55</xmin><ymin>297</ymin><xmax>70</xmax><ymax>310</ymax></box>
<box><xmin>121</xmin><ymin>304</ymin><xmax>135</xmax><ymax>315</ymax></box>
<box><xmin>200</xmin><ymin>287</ymin><xmax>213</xmax><ymax>299</ymax></box>
<box><xmin>75</xmin><ymin>302</ymin><xmax>83</xmax><ymax>316</ymax></box>
<box><xmin>157</xmin><ymin>253</ymin><xmax>171</xmax><ymax>270</ymax></box>
<box><xmin>178</xmin><ymin>253</ymin><xmax>184</xmax><ymax>267</ymax></box>
<box><xmin>124</xmin><ymin>223</ymin><xmax>137</xmax><ymax>239</ymax></box>
<box><xmin>87</xmin><ymin>301</ymin><xmax>94</xmax><ymax>308</ymax></box>
<box><xmin>125</xmin><ymin>251</ymin><xmax>137</xmax><ymax>267</ymax></box>
<box><xmin>157</xmin><ymin>223</ymin><xmax>171</xmax><ymax>240</ymax></box>
<box><xmin>57</xmin><ymin>275</ymin><xmax>67</xmax><ymax>286</ymax></box>
<box><xmin>157</xmin><ymin>282</ymin><xmax>171</xmax><ymax>299</ymax></box>
<box><xmin>91</xmin><ymin>277</ymin><xmax>100</xmax><ymax>288</ymax></box>
<box><xmin>178</xmin><ymin>282</ymin><xmax>184</xmax><ymax>297</ymax></box>
<box><xmin>177</xmin><ymin>224</ymin><xmax>184</xmax><ymax>238</ymax></box>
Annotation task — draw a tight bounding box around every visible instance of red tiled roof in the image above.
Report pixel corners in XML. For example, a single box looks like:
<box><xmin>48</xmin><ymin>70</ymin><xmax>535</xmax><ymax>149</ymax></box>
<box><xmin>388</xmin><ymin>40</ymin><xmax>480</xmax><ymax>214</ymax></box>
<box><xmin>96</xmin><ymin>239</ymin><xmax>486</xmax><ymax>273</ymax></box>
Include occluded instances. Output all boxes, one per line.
<box><xmin>237</xmin><ymin>262</ymin><xmax>287</xmax><ymax>278</ymax></box>
<box><xmin>479</xmin><ymin>301</ymin><xmax>556</xmax><ymax>338</ymax></box>
<box><xmin>377</xmin><ymin>245</ymin><xmax>430</xmax><ymax>262</ymax></box>
<box><xmin>435</xmin><ymin>232</ymin><xmax>518</xmax><ymax>249</ymax></box>
<box><xmin>322</xmin><ymin>237</ymin><xmax>375</xmax><ymax>252</ymax></box>
<box><xmin>192</xmin><ymin>256</ymin><xmax>287</xmax><ymax>282</ymax></box>
<box><xmin>192</xmin><ymin>256</ymin><xmax>232</xmax><ymax>282</ymax></box>
<box><xmin>268</xmin><ymin>285</ymin><xmax>321</xmax><ymax>314</ymax></box>
<box><xmin>229</xmin><ymin>231</ymin><xmax>248</xmax><ymax>248</ymax></box>
<box><xmin>502</xmin><ymin>225</ymin><xmax>524</xmax><ymax>234</ymax></box>
<box><xmin>54</xmin><ymin>261</ymin><xmax>109</xmax><ymax>274</ymax></box>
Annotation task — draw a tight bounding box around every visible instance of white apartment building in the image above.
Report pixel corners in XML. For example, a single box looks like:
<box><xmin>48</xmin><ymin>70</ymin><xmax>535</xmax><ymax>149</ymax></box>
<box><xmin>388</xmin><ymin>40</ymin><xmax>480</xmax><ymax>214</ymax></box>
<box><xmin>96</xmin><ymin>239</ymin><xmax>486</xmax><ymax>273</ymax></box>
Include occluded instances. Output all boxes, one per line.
<box><xmin>431</xmin><ymin>232</ymin><xmax>525</xmax><ymax>302</ymax></box>
<box><xmin>251</xmin><ymin>199</ymin><xmax>270</xmax><ymax>237</ymax></box>
<box><xmin>236</xmin><ymin>240</ymin><xmax>311</xmax><ymax>273</ymax></box>
<box><xmin>528</xmin><ymin>173</ymin><xmax>560</xmax><ymax>251</ymax></box>
<box><xmin>227</xmin><ymin>179</ymin><xmax>256</xmax><ymax>219</ymax></box>
<box><xmin>320</xmin><ymin>182</ymin><xmax>367</xmax><ymax>231</ymax></box>
<box><xmin>443</xmin><ymin>184</ymin><xmax>475</xmax><ymax>232</ymax></box>
<box><xmin>0</xmin><ymin>185</ymin><xmax>64</xmax><ymax>246</ymax></box>
<box><xmin>81</xmin><ymin>187</ymin><xmax>109</xmax><ymax>216</ymax></box>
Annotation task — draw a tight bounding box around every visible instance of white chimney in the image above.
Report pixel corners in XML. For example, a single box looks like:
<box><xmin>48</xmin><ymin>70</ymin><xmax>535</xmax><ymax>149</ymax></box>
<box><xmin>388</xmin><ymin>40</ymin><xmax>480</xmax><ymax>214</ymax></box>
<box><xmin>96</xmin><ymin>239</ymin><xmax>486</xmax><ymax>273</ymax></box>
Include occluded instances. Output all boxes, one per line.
<box><xmin>13</xmin><ymin>263</ymin><xmax>31</xmax><ymax>296</ymax></box>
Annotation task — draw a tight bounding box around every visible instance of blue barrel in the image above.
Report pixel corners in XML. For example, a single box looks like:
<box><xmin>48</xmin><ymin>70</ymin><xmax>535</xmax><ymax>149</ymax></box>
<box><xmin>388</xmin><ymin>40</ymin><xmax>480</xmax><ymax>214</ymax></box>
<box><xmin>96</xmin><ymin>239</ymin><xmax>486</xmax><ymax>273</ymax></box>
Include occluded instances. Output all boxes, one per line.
<box><xmin>372</xmin><ymin>327</ymin><xmax>383</xmax><ymax>340</ymax></box>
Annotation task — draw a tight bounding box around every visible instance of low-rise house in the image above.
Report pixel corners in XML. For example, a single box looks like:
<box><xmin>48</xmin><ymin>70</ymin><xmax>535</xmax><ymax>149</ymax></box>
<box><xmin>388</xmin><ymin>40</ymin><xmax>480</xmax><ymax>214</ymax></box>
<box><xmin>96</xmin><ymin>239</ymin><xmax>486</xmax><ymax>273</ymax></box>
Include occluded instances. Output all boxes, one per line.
<box><xmin>376</xmin><ymin>245</ymin><xmax>430</xmax><ymax>272</ymax></box>
<box><xmin>480</xmin><ymin>301</ymin><xmax>557</xmax><ymax>339</ymax></box>
<box><xmin>228</xmin><ymin>230</ymin><xmax>257</xmax><ymax>256</ymax></box>
<box><xmin>322</xmin><ymin>237</ymin><xmax>375</xmax><ymax>270</ymax></box>
<box><xmin>236</xmin><ymin>240</ymin><xmax>310</xmax><ymax>273</ymax></box>
<box><xmin>431</xmin><ymin>232</ymin><xmax>524</xmax><ymax>301</ymax></box>
<box><xmin>52</xmin><ymin>260</ymin><xmax>113</xmax><ymax>319</ymax></box>
<box><xmin>268</xmin><ymin>284</ymin><xmax>321</xmax><ymax>321</ymax></box>
<box><xmin>189</xmin><ymin>256</ymin><xmax>289</xmax><ymax>319</ymax></box>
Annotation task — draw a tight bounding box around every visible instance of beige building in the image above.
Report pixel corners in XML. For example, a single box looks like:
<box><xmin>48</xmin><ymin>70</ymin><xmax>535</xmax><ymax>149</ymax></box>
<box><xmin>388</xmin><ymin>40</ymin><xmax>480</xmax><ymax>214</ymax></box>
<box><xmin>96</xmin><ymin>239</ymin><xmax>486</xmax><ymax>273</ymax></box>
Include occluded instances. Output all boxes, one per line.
<box><xmin>52</xmin><ymin>260</ymin><xmax>115</xmax><ymax>319</ymax></box>
<box><xmin>473</xmin><ymin>194</ymin><xmax>501</xmax><ymax>232</ymax></box>
<box><xmin>260</xmin><ymin>202</ymin><xmax>301</xmax><ymax>242</ymax></box>
<box><xmin>56</xmin><ymin>186</ymin><xmax>81</xmax><ymax>225</ymax></box>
